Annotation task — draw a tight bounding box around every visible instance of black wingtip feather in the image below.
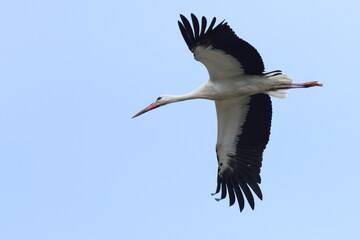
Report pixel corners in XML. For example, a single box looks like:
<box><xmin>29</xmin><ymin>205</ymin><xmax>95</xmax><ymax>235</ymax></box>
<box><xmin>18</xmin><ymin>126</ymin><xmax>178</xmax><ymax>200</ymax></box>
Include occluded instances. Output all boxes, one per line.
<box><xmin>178</xmin><ymin>21</ymin><xmax>192</xmax><ymax>51</ymax></box>
<box><xmin>200</xmin><ymin>16</ymin><xmax>207</xmax><ymax>36</ymax></box>
<box><xmin>238</xmin><ymin>180</ymin><xmax>255</xmax><ymax>210</ymax></box>
<box><xmin>227</xmin><ymin>182</ymin><xmax>236</xmax><ymax>206</ymax></box>
<box><xmin>219</xmin><ymin>182</ymin><xmax>227</xmax><ymax>200</ymax></box>
<box><xmin>247</xmin><ymin>181</ymin><xmax>263</xmax><ymax>200</ymax></box>
<box><xmin>213</xmin><ymin>172</ymin><xmax>263</xmax><ymax>211</ymax></box>
<box><xmin>207</xmin><ymin>17</ymin><xmax>217</xmax><ymax>33</ymax></box>
<box><xmin>190</xmin><ymin>13</ymin><xmax>200</xmax><ymax>40</ymax></box>
<box><xmin>233</xmin><ymin>183</ymin><xmax>245</xmax><ymax>212</ymax></box>
<box><xmin>242</xmin><ymin>172</ymin><xmax>263</xmax><ymax>200</ymax></box>
<box><xmin>179</xmin><ymin>14</ymin><xmax>195</xmax><ymax>44</ymax></box>
<box><xmin>211</xmin><ymin>182</ymin><xmax>220</xmax><ymax>196</ymax></box>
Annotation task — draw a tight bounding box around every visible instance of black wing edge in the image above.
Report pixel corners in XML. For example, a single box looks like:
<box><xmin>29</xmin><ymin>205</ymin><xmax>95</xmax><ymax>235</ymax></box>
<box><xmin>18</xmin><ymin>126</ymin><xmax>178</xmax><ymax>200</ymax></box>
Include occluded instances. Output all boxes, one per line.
<box><xmin>178</xmin><ymin>13</ymin><xmax>217</xmax><ymax>52</ymax></box>
<box><xmin>213</xmin><ymin>94</ymin><xmax>272</xmax><ymax>212</ymax></box>
<box><xmin>177</xmin><ymin>13</ymin><xmax>265</xmax><ymax>75</ymax></box>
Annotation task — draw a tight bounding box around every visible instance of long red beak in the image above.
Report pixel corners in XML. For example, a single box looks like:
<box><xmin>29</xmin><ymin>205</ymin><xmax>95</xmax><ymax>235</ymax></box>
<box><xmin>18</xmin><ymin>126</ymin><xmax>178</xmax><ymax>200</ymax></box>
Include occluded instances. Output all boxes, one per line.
<box><xmin>132</xmin><ymin>102</ymin><xmax>159</xmax><ymax>118</ymax></box>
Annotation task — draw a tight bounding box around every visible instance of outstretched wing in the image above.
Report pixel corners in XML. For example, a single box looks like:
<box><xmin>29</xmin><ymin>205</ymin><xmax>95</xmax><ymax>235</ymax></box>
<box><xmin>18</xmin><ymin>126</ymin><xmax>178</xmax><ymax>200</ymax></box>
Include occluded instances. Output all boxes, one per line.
<box><xmin>178</xmin><ymin>14</ymin><xmax>264</xmax><ymax>79</ymax></box>
<box><xmin>214</xmin><ymin>94</ymin><xmax>272</xmax><ymax>211</ymax></box>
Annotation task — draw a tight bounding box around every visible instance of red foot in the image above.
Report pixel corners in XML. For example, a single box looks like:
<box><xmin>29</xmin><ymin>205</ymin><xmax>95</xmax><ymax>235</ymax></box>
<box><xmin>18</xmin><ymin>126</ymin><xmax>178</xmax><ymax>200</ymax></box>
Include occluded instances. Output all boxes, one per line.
<box><xmin>303</xmin><ymin>81</ymin><xmax>323</xmax><ymax>87</ymax></box>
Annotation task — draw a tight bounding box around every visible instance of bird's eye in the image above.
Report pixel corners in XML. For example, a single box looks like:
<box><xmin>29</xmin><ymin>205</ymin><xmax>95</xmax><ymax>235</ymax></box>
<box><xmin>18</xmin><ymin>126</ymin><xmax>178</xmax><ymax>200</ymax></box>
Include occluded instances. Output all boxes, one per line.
<box><xmin>156</xmin><ymin>97</ymin><xmax>162</xmax><ymax>101</ymax></box>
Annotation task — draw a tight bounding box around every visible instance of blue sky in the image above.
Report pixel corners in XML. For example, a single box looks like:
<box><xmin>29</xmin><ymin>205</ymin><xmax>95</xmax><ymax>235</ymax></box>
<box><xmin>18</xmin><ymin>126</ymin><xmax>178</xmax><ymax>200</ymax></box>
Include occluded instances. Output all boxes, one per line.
<box><xmin>1</xmin><ymin>0</ymin><xmax>360</xmax><ymax>239</ymax></box>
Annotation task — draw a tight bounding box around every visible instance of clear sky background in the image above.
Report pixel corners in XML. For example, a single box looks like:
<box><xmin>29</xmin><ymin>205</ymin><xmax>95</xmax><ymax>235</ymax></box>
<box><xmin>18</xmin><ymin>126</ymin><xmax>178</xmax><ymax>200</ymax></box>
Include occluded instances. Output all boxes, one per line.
<box><xmin>1</xmin><ymin>0</ymin><xmax>360</xmax><ymax>239</ymax></box>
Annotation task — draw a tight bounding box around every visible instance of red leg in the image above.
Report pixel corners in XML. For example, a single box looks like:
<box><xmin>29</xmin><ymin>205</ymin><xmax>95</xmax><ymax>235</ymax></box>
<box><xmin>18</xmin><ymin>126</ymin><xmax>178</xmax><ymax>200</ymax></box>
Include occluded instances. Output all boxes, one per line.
<box><xmin>301</xmin><ymin>81</ymin><xmax>323</xmax><ymax>87</ymax></box>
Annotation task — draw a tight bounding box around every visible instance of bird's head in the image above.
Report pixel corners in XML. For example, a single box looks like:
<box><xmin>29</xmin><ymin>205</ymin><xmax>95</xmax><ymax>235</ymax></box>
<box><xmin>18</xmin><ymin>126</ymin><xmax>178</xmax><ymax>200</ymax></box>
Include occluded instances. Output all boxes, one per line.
<box><xmin>132</xmin><ymin>95</ymin><xmax>174</xmax><ymax>118</ymax></box>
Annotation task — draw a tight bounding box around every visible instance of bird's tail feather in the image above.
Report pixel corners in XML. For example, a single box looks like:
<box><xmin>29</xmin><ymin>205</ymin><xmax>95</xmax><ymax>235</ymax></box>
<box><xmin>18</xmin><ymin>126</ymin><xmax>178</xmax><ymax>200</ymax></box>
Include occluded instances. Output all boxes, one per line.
<box><xmin>263</xmin><ymin>70</ymin><xmax>292</xmax><ymax>98</ymax></box>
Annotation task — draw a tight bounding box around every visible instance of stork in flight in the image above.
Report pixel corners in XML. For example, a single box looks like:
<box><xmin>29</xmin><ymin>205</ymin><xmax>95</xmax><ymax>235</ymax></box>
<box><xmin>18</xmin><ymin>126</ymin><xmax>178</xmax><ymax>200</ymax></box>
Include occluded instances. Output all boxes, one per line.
<box><xmin>133</xmin><ymin>14</ymin><xmax>322</xmax><ymax>212</ymax></box>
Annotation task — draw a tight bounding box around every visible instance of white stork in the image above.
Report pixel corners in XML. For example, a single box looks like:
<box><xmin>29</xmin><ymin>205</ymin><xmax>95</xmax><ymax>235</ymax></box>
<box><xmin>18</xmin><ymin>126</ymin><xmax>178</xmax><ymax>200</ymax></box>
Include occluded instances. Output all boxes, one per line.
<box><xmin>133</xmin><ymin>14</ymin><xmax>322</xmax><ymax>212</ymax></box>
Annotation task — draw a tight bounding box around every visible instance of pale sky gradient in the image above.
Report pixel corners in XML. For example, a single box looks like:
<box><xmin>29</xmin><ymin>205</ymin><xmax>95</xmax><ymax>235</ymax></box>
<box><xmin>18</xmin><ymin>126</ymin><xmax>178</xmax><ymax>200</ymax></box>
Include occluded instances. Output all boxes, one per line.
<box><xmin>1</xmin><ymin>0</ymin><xmax>360</xmax><ymax>239</ymax></box>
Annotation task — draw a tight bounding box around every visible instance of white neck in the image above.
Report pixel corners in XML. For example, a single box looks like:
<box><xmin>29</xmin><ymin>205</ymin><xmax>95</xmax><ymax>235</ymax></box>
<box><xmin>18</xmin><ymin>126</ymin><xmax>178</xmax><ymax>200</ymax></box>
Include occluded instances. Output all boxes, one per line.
<box><xmin>164</xmin><ymin>83</ymin><xmax>214</xmax><ymax>104</ymax></box>
<box><xmin>165</xmin><ymin>92</ymin><xmax>198</xmax><ymax>103</ymax></box>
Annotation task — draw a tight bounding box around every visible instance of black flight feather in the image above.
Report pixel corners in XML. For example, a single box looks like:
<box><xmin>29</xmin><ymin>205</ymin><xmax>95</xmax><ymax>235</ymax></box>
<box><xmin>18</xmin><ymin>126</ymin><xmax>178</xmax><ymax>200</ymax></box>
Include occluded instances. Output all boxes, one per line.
<box><xmin>178</xmin><ymin>14</ymin><xmax>265</xmax><ymax>75</ymax></box>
